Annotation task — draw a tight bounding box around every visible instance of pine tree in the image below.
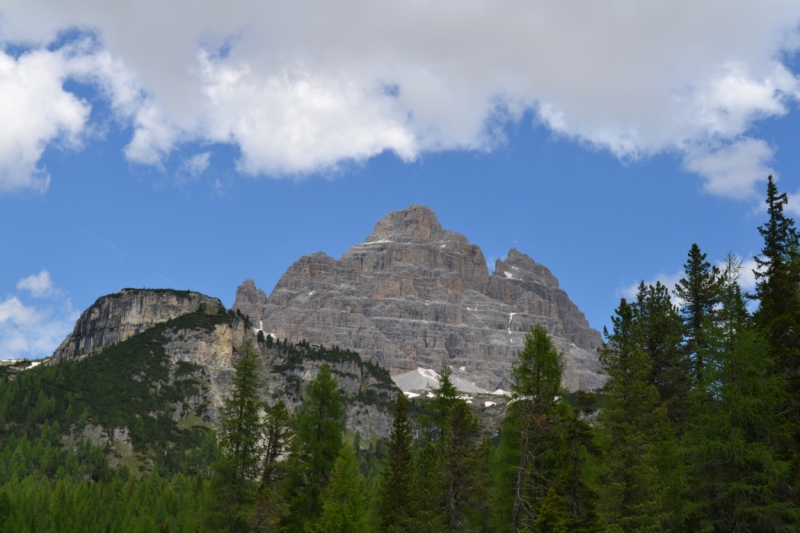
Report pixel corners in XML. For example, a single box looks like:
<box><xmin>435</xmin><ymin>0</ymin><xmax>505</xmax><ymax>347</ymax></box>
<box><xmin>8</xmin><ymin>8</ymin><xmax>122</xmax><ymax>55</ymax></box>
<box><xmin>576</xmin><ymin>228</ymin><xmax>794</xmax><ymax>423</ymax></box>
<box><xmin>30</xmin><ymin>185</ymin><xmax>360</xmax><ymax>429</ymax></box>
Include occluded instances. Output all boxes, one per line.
<box><xmin>379</xmin><ymin>392</ymin><xmax>414</xmax><ymax>532</ymax></box>
<box><xmin>427</xmin><ymin>364</ymin><xmax>460</xmax><ymax>441</ymax></box>
<box><xmin>442</xmin><ymin>401</ymin><xmax>482</xmax><ymax>531</ymax></box>
<box><xmin>674</xmin><ymin>243</ymin><xmax>720</xmax><ymax>382</ymax></box>
<box><xmin>753</xmin><ymin>175</ymin><xmax>800</xmax><ymax>480</ymax></box>
<box><xmin>282</xmin><ymin>364</ymin><xmax>346</xmax><ymax>532</ymax></box>
<box><xmin>207</xmin><ymin>336</ymin><xmax>264</xmax><ymax>532</ymax></box>
<box><xmin>495</xmin><ymin>324</ymin><xmax>565</xmax><ymax>532</ymax></box>
<box><xmin>314</xmin><ymin>444</ymin><xmax>369</xmax><ymax>533</ymax></box>
<box><xmin>635</xmin><ymin>282</ymin><xmax>691</xmax><ymax>431</ymax></box>
<box><xmin>262</xmin><ymin>400</ymin><xmax>291</xmax><ymax>487</ymax></box>
<box><xmin>597</xmin><ymin>299</ymin><xmax>672</xmax><ymax>532</ymax></box>
<box><xmin>685</xmin><ymin>258</ymin><xmax>799</xmax><ymax>530</ymax></box>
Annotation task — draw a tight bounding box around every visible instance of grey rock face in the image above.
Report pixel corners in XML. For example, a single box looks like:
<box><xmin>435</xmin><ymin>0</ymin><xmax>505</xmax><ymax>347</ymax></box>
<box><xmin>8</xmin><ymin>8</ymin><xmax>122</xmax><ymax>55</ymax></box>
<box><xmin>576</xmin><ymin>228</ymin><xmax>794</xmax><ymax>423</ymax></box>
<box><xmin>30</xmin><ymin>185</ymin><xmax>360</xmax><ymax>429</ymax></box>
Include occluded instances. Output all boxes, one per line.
<box><xmin>51</xmin><ymin>289</ymin><xmax>223</xmax><ymax>362</ymax></box>
<box><xmin>235</xmin><ymin>205</ymin><xmax>606</xmax><ymax>392</ymax></box>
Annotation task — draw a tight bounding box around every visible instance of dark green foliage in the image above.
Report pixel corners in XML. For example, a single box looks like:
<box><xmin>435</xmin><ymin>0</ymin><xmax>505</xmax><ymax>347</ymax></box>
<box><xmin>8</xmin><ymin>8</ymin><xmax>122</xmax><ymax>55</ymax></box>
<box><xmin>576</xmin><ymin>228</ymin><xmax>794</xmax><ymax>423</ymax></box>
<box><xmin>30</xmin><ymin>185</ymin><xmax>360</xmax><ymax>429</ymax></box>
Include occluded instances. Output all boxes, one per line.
<box><xmin>682</xmin><ymin>249</ymin><xmax>800</xmax><ymax>530</ymax></box>
<box><xmin>495</xmin><ymin>324</ymin><xmax>566</xmax><ymax>532</ymax></box>
<box><xmin>379</xmin><ymin>392</ymin><xmax>414</xmax><ymax>532</ymax></box>
<box><xmin>635</xmin><ymin>282</ymin><xmax>691</xmax><ymax>431</ymax></box>
<box><xmin>262</xmin><ymin>400</ymin><xmax>291</xmax><ymax>486</ymax></box>
<box><xmin>674</xmin><ymin>243</ymin><xmax>721</xmax><ymax>381</ymax></box>
<box><xmin>753</xmin><ymin>176</ymin><xmax>800</xmax><ymax>484</ymax></box>
<box><xmin>315</xmin><ymin>444</ymin><xmax>369</xmax><ymax>533</ymax></box>
<box><xmin>441</xmin><ymin>401</ymin><xmax>483</xmax><ymax>531</ymax></box>
<box><xmin>207</xmin><ymin>337</ymin><xmax>265</xmax><ymax>532</ymax></box>
<box><xmin>282</xmin><ymin>364</ymin><xmax>346</xmax><ymax>531</ymax></box>
<box><xmin>597</xmin><ymin>299</ymin><xmax>673</xmax><ymax>532</ymax></box>
<box><xmin>0</xmin><ymin>308</ymin><xmax>230</xmax><ymax>479</ymax></box>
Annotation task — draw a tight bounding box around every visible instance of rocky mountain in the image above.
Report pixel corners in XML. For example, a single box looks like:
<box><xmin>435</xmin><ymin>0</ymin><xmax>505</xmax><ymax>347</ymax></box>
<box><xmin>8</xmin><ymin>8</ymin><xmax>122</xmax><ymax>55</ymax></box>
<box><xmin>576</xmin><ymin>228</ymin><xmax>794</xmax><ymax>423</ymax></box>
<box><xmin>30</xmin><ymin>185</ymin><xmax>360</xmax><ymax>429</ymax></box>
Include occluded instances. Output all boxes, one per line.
<box><xmin>4</xmin><ymin>289</ymin><xmax>401</xmax><ymax>475</ymax></box>
<box><xmin>51</xmin><ymin>289</ymin><xmax>223</xmax><ymax>362</ymax></box>
<box><xmin>234</xmin><ymin>205</ymin><xmax>605</xmax><ymax>392</ymax></box>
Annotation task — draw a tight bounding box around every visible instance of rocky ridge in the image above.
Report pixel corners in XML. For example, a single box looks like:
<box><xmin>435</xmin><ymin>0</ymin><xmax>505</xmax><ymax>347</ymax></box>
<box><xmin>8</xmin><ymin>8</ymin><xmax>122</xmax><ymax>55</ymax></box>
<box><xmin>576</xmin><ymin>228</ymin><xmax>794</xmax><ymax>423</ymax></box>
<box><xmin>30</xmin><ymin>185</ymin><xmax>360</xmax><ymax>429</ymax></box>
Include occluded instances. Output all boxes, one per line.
<box><xmin>235</xmin><ymin>205</ymin><xmax>605</xmax><ymax>392</ymax></box>
<box><xmin>51</xmin><ymin>289</ymin><xmax>223</xmax><ymax>362</ymax></box>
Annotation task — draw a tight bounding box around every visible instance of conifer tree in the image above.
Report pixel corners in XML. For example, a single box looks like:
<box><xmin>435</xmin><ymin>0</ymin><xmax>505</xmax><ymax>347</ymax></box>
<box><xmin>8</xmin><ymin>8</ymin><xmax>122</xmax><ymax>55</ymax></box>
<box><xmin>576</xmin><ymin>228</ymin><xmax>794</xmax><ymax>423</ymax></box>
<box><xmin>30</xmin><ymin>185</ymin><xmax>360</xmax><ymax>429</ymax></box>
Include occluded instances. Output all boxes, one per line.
<box><xmin>282</xmin><ymin>364</ymin><xmax>346</xmax><ymax>532</ymax></box>
<box><xmin>207</xmin><ymin>336</ymin><xmax>264</xmax><ymax>532</ymax></box>
<box><xmin>379</xmin><ymin>392</ymin><xmax>414</xmax><ymax>532</ymax></box>
<box><xmin>427</xmin><ymin>364</ymin><xmax>460</xmax><ymax>440</ymax></box>
<box><xmin>753</xmin><ymin>176</ymin><xmax>800</xmax><ymax>477</ymax></box>
<box><xmin>674</xmin><ymin>244</ymin><xmax>720</xmax><ymax>382</ymax></box>
<box><xmin>495</xmin><ymin>324</ymin><xmax>565</xmax><ymax>532</ymax></box>
<box><xmin>315</xmin><ymin>444</ymin><xmax>369</xmax><ymax>533</ymax></box>
<box><xmin>442</xmin><ymin>401</ymin><xmax>482</xmax><ymax>531</ymax></box>
<box><xmin>597</xmin><ymin>299</ymin><xmax>672</xmax><ymax>532</ymax></box>
<box><xmin>635</xmin><ymin>282</ymin><xmax>691</xmax><ymax>430</ymax></box>
<box><xmin>262</xmin><ymin>400</ymin><xmax>291</xmax><ymax>487</ymax></box>
<box><xmin>685</xmin><ymin>258</ymin><xmax>799</xmax><ymax>530</ymax></box>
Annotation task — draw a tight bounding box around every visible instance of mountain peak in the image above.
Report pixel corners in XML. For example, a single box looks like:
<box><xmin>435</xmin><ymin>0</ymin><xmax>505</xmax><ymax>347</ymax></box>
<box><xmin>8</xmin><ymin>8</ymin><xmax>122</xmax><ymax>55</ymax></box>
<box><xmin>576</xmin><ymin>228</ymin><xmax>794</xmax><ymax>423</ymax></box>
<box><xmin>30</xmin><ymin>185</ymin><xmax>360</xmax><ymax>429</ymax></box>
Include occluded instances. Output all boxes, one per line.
<box><xmin>366</xmin><ymin>204</ymin><xmax>444</xmax><ymax>243</ymax></box>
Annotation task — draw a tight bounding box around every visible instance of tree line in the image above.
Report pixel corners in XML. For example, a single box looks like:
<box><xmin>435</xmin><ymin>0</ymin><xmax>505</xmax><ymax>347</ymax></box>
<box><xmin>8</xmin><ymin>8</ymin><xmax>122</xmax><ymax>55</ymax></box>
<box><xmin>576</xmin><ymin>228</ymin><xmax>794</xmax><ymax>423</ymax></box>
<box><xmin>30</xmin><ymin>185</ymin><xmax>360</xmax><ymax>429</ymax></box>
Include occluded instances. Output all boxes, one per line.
<box><xmin>1</xmin><ymin>176</ymin><xmax>800</xmax><ymax>531</ymax></box>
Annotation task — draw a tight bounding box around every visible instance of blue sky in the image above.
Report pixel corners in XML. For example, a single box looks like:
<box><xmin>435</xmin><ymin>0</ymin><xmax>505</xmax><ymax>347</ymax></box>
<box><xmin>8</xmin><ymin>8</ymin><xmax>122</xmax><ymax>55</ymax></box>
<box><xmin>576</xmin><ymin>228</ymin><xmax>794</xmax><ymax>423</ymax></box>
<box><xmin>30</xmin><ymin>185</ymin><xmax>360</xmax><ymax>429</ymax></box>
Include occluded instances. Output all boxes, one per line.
<box><xmin>2</xmin><ymin>1</ymin><xmax>800</xmax><ymax>359</ymax></box>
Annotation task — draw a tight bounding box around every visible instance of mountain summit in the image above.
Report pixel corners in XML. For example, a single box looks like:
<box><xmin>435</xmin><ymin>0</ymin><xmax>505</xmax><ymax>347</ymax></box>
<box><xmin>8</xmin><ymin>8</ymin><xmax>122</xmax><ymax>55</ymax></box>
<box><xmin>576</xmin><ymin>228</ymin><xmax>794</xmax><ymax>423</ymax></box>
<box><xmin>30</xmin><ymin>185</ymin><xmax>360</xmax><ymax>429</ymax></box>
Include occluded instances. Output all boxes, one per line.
<box><xmin>235</xmin><ymin>205</ymin><xmax>604</xmax><ymax>391</ymax></box>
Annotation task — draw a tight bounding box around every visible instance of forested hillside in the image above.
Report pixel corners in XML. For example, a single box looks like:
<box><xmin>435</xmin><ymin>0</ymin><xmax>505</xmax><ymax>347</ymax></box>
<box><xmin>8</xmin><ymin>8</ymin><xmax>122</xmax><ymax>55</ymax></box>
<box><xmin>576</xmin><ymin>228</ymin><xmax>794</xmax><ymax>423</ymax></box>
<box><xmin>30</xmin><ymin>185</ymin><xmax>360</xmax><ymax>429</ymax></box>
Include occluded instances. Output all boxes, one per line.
<box><xmin>1</xmin><ymin>177</ymin><xmax>800</xmax><ymax>531</ymax></box>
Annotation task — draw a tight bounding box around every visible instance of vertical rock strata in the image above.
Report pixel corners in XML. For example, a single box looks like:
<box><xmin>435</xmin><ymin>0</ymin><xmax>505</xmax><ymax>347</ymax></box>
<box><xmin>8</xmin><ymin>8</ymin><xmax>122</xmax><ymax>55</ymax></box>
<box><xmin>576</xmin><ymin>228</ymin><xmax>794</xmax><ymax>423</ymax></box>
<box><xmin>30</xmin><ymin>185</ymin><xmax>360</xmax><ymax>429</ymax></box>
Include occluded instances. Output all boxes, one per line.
<box><xmin>235</xmin><ymin>205</ymin><xmax>605</xmax><ymax>391</ymax></box>
<box><xmin>51</xmin><ymin>289</ymin><xmax>224</xmax><ymax>362</ymax></box>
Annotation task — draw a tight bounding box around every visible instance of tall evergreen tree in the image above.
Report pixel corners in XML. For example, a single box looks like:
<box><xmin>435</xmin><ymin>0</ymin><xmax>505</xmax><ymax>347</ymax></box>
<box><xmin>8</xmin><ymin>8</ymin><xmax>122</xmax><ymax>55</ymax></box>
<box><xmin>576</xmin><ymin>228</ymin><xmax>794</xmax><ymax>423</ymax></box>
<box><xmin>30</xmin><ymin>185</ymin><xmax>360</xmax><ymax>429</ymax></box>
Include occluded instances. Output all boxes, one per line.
<box><xmin>442</xmin><ymin>401</ymin><xmax>482</xmax><ymax>532</ymax></box>
<box><xmin>685</xmin><ymin>258</ymin><xmax>799</xmax><ymax>530</ymax></box>
<box><xmin>674</xmin><ymin>243</ymin><xmax>720</xmax><ymax>382</ymax></box>
<box><xmin>754</xmin><ymin>177</ymin><xmax>800</xmax><ymax>455</ymax></box>
<box><xmin>494</xmin><ymin>324</ymin><xmax>565</xmax><ymax>532</ymax></box>
<box><xmin>597</xmin><ymin>299</ymin><xmax>672</xmax><ymax>532</ymax></box>
<box><xmin>427</xmin><ymin>364</ymin><xmax>460</xmax><ymax>441</ymax></box>
<box><xmin>635</xmin><ymin>282</ymin><xmax>691</xmax><ymax>431</ymax></box>
<box><xmin>261</xmin><ymin>400</ymin><xmax>292</xmax><ymax>487</ymax></box>
<box><xmin>282</xmin><ymin>364</ymin><xmax>346</xmax><ymax>532</ymax></box>
<box><xmin>314</xmin><ymin>444</ymin><xmax>369</xmax><ymax>533</ymax></box>
<box><xmin>207</xmin><ymin>336</ymin><xmax>264</xmax><ymax>532</ymax></box>
<box><xmin>379</xmin><ymin>392</ymin><xmax>414</xmax><ymax>532</ymax></box>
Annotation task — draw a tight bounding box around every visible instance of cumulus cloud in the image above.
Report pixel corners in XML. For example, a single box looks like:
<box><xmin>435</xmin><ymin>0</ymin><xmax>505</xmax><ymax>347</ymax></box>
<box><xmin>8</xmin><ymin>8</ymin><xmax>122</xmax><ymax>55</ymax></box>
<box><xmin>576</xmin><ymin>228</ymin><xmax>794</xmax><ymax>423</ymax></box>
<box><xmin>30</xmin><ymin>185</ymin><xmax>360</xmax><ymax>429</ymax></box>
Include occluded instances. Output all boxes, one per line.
<box><xmin>1</xmin><ymin>271</ymin><xmax>78</xmax><ymax>360</ymax></box>
<box><xmin>178</xmin><ymin>151</ymin><xmax>211</xmax><ymax>180</ymax></box>
<box><xmin>16</xmin><ymin>269</ymin><xmax>56</xmax><ymax>298</ymax></box>
<box><xmin>0</xmin><ymin>0</ymin><xmax>799</xmax><ymax>194</ymax></box>
<box><xmin>622</xmin><ymin>271</ymin><xmax>685</xmax><ymax>304</ymax></box>
<box><xmin>683</xmin><ymin>138</ymin><xmax>776</xmax><ymax>200</ymax></box>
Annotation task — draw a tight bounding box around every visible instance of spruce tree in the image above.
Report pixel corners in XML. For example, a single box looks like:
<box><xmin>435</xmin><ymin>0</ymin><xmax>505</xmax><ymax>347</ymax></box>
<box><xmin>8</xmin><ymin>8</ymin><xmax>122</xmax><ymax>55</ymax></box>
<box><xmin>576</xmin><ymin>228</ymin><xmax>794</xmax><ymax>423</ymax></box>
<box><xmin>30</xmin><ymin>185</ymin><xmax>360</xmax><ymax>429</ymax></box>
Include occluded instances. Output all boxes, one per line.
<box><xmin>442</xmin><ymin>401</ymin><xmax>482</xmax><ymax>531</ymax></box>
<box><xmin>635</xmin><ymin>282</ymin><xmax>691</xmax><ymax>431</ymax></box>
<box><xmin>379</xmin><ymin>392</ymin><xmax>414</xmax><ymax>532</ymax></box>
<box><xmin>685</xmin><ymin>259</ymin><xmax>799</xmax><ymax>530</ymax></box>
<box><xmin>207</xmin><ymin>336</ymin><xmax>264</xmax><ymax>532</ymax></box>
<box><xmin>494</xmin><ymin>324</ymin><xmax>565</xmax><ymax>532</ymax></box>
<box><xmin>261</xmin><ymin>400</ymin><xmax>291</xmax><ymax>487</ymax></box>
<box><xmin>281</xmin><ymin>364</ymin><xmax>346</xmax><ymax>532</ymax></box>
<box><xmin>674</xmin><ymin>243</ymin><xmax>720</xmax><ymax>382</ymax></box>
<box><xmin>315</xmin><ymin>444</ymin><xmax>369</xmax><ymax>533</ymax></box>
<box><xmin>753</xmin><ymin>175</ymin><xmax>800</xmax><ymax>476</ymax></box>
<box><xmin>597</xmin><ymin>299</ymin><xmax>672</xmax><ymax>532</ymax></box>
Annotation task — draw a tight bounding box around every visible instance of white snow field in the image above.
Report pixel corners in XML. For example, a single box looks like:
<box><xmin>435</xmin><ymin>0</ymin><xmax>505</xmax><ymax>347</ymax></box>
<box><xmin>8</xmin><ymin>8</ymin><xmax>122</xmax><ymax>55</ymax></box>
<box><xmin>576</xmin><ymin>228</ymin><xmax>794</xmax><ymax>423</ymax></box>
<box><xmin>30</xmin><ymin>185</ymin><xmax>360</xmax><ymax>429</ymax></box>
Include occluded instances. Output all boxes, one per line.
<box><xmin>391</xmin><ymin>367</ymin><xmax>489</xmax><ymax>394</ymax></box>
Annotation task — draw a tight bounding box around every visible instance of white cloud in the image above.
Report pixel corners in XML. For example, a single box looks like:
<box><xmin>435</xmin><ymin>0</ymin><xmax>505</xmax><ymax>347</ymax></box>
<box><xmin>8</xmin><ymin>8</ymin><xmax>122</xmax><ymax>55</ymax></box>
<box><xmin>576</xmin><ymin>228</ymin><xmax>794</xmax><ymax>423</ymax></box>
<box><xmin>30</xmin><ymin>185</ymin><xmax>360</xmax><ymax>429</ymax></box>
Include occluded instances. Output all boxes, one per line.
<box><xmin>1</xmin><ymin>271</ymin><xmax>78</xmax><ymax>360</ymax></box>
<box><xmin>16</xmin><ymin>269</ymin><xmax>55</xmax><ymax>298</ymax></box>
<box><xmin>0</xmin><ymin>46</ymin><xmax>90</xmax><ymax>192</ymax></box>
<box><xmin>683</xmin><ymin>138</ymin><xmax>775</xmax><ymax>200</ymax></box>
<box><xmin>179</xmin><ymin>151</ymin><xmax>211</xmax><ymax>180</ymax></box>
<box><xmin>622</xmin><ymin>271</ymin><xmax>685</xmax><ymax>305</ymax></box>
<box><xmin>0</xmin><ymin>0</ymin><xmax>799</xmax><ymax>193</ymax></box>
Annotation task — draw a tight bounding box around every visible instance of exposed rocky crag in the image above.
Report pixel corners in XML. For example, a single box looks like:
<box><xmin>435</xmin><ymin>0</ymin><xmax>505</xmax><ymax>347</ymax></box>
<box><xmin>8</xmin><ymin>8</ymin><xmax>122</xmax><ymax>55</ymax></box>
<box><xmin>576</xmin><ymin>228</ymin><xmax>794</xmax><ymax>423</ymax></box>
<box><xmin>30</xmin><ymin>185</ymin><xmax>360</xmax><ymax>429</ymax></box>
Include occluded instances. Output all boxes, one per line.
<box><xmin>235</xmin><ymin>205</ymin><xmax>605</xmax><ymax>392</ymax></box>
<box><xmin>45</xmin><ymin>289</ymin><xmax>399</xmax><ymax>444</ymax></box>
<box><xmin>51</xmin><ymin>289</ymin><xmax>223</xmax><ymax>362</ymax></box>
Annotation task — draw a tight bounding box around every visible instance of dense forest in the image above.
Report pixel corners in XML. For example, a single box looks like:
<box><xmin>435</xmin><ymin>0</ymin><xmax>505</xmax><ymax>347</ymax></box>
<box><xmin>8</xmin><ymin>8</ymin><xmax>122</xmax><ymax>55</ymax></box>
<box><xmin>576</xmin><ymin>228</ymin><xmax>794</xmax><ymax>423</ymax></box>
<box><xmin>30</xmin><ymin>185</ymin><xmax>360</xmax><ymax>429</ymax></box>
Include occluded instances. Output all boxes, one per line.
<box><xmin>1</xmin><ymin>176</ymin><xmax>800</xmax><ymax>532</ymax></box>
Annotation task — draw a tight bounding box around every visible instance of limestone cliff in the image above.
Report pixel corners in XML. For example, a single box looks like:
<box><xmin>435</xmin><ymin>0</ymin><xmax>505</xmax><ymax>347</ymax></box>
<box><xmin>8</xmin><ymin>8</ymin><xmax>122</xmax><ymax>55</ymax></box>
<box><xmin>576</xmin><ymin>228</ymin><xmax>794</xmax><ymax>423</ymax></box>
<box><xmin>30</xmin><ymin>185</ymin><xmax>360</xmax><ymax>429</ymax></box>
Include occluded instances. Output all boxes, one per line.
<box><xmin>51</xmin><ymin>289</ymin><xmax>224</xmax><ymax>362</ymax></box>
<box><xmin>234</xmin><ymin>205</ymin><xmax>606</xmax><ymax>392</ymax></box>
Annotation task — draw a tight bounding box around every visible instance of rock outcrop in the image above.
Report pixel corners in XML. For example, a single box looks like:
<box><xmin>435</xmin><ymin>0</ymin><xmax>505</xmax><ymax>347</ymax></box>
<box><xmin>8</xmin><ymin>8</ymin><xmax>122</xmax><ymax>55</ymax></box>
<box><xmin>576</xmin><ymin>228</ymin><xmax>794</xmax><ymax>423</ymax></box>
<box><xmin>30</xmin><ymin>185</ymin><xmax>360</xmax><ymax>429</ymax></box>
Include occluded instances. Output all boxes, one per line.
<box><xmin>51</xmin><ymin>289</ymin><xmax>224</xmax><ymax>362</ymax></box>
<box><xmin>234</xmin><ymin>205</ymin><xmax>605</xmax><ymax>392</ymax></box>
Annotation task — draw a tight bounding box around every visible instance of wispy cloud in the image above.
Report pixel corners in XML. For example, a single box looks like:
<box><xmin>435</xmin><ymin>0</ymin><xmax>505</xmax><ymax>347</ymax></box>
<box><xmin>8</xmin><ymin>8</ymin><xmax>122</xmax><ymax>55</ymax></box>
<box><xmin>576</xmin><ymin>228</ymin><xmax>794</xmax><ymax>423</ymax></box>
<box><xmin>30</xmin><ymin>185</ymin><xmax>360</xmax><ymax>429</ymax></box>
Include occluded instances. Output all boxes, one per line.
<box><xmin>16</xmin><ymin>269</ymin><xmax>57</xmax><ymax>298</ymax></box>
<box><xmin>1</xmin><ymin>271</ymin><xmax>78</xmax><ymax>360</ymax></box>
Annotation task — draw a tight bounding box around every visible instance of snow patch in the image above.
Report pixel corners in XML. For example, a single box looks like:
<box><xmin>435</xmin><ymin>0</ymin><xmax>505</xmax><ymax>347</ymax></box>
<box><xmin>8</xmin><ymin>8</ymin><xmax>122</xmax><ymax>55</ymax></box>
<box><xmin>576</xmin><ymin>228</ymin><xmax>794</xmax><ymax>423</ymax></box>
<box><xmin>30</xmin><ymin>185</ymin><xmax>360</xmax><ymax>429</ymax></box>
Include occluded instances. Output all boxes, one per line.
<box><xmin>491</xmin><ymin>389</ymin><xmax>511</xmax><ymax>397</ymax></box>
<box><xmin>484</xmin><ymin>401</ymin><xmax>496</xmax><ymax>407</ymax></box>
<box><xmin>404</xmin><ymin>391</ymin><xmax>420</xmax><ymax>398</ymax></box>
<box><xmin>504</xmin><ymin>271</ymin><xmax>514</xmax><ymax>279</ymax></box>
